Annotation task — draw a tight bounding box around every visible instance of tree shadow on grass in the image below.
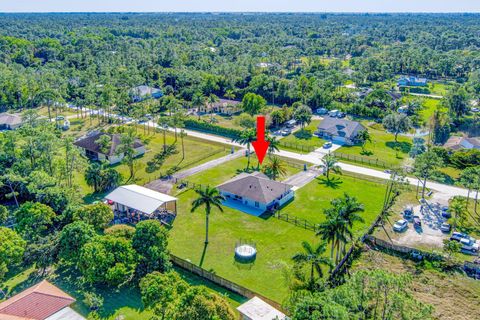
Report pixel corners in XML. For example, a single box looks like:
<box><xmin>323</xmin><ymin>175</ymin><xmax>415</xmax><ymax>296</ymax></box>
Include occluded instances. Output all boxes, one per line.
<box><xmin>199</xmin><ymin>243</ymin><xmax>208</xmax><ymax>268</ymax></box>
<box><xmin>385</xmin><ymin>141</ymin><xmax>412</xmax><ymax>154</ymax></box>
<box><xmin>317</xmin><ymin>176</ymin><xmax>343</xmax><ymax>189</ymax></box>
<box><xmin>294</xmin><ymin>128</ymin><xmax>313</xmax><ymax>140</ymax></box>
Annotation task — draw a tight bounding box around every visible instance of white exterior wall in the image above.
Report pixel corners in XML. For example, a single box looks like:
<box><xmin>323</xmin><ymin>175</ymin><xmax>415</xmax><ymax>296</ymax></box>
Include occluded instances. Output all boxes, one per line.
<box><xmin>276</xmin><ymin>190</ymin><xmax>295</xmax><ymax>207</ymax></box>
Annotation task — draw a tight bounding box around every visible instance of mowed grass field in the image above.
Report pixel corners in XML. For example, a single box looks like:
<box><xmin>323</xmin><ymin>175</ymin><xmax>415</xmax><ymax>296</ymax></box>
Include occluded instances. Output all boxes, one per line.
<box><xmin>167</xmin><ymin>157</ymin><xmax>399</xmax><ymax>302</ymax></box>
<box><xmin>75</xmin><ymin>129</ymin><xmax>230</xmax><ymax>199</ymax></box>
<box><xmin>336</xmin><ymin>122</ymin><xmax>412</xmax><ymax>168</ymax></box>
<box><xmin>279</xmin><ymin>173</ymin><xmax>387</xmax><ymax>229</ymax></box>
<box><xmin>279</xmin><ymin>120</ymin><xmax>326</xmax><ymax>153</ymax></box>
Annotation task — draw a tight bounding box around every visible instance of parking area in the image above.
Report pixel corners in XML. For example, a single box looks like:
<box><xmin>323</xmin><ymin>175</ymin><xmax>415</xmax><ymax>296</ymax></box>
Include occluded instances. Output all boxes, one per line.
<box><xmin>383</xmin><ymin>197</ymin><xmax>480</xmax><ymax>257</ymax></box>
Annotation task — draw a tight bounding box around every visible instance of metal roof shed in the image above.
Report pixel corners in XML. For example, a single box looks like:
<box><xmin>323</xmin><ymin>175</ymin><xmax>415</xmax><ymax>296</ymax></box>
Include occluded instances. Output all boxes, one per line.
<box><xmin>237</xmin><ymin>296</ymin><xmax>287</xmax><ymax>320</ymax></box>
<box><xmin>105</xmin><ymin>184</ymin><xmax>177</xmax><ymax>215</ymax></box>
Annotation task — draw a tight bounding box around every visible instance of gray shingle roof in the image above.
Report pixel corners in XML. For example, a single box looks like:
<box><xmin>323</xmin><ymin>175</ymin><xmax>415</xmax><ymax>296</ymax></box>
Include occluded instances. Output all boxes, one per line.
<box><xmin>73</xmin><ymin>132</ymin><xmax>143</xmax><ymax>156</ymax></box>
<box><xmin>217</xmin><ymin>172</ymin><xmax>293</xmax><ymax>204</ymax></box>
<box><xmin>316</xmin><ymin>118</ymin><xmax>365</xmax><ymax>139</ymax></box>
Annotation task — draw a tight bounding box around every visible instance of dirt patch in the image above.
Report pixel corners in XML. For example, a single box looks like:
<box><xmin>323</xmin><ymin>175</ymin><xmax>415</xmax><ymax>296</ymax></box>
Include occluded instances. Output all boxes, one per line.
<box><xmin>353</xmin><ymin>250</ymin><xmax>480</xmax><ymax>320</ymax></box>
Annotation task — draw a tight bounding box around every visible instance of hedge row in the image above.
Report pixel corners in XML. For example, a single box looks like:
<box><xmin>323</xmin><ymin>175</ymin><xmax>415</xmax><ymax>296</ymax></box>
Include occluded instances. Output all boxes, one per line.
<box><xmin>184</xmin><ymin>119</ymin><xmax>242</xmax><ymax>139</ymax></box>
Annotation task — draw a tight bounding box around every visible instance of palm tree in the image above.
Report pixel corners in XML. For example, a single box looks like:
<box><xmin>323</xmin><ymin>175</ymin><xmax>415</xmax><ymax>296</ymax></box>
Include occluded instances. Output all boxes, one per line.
<box><xmin>191</xmin><ymin>92</ymin><xmax>205</xmax><ymax>120</ymax></box>
<box><xmin>157</xmin><ymin>116</ymin><xmax>171</xmax><ymax>152</ymax></box>
<box><xmin>321</xmin><ymin>153</ymin><xmax>341</xmax><ymax>181</ymax></box>
<box><xmin>357</xmin><ymin>129</ymin><xmax>372</xmax><ymax>154</ymax></box>
<box><xmin>233</xmin><ymin>129</ymin><xmax>256</xmax><ymax>170</ymax></box>
<box><xmin>224</xmin><ymin>90</ymin><xmax>236</xmax><ymax>100</ymax></box>
<box><xmin>191</xmin><ymin>186</ymin><xmax>225</xmax><ymax>244</ymax></box>
<box><xmin>449</xmin><ymin>196</ymin><xmax>467</xmax><ymax>231</ymax></box>
<box><xmin>292</xmin><ymin>241</ymin><xmax>332</xmax><ymax>287</ymax></box>
<box><xmin>85</xmin><ymin>162</ymin><xmax>103</xmax><ymax>193</ymax></box>
<box><xmin>179</xmin><ymin>129</ymin><xmax>187</xmax><ymax>161</ymax></box>
<box><xmin>266</xmin><ymin>135</ymin><xmax>280</xmax><ymax>157</ymax></box>
<box><xmin>263</xmin><ymin>156</ymin><xmax>287</xmax><ymax>180</ymax></box>
<box><xmin>335</xmin><ymin>193</ymin><xmax>365</xmax><ymax>255</ymax></box>
<box><xmin>206</xmin><ymin>94</ymin><xmax>219</xmax><ymax>122</ymax></box>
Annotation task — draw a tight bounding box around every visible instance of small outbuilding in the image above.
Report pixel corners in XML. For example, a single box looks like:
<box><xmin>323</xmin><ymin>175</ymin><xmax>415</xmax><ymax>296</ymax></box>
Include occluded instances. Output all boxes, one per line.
<box><xmin>105</xmin><ymin>184</ymin><xmax>178</xmax><ymax>224</ymax></box>
<box><xmin>237</xmin><ymin>296</ymin><xmax>287</xmax><ymax>320</ymax></box>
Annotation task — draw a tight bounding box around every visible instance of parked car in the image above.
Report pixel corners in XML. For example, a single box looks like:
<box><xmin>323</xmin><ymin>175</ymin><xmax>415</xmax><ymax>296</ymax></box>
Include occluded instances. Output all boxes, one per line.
<box><xmin>471</xmin><ymin>107</ymin><xmax>479</xmax><ymax>113</ymax></box>
<box><xmin>460</xmin><ymin>238</ymin><xmax>479</xmax><ymax>254</ymax></box>
<box><xmin>412</xmin><ymin>215</ymin><xmax>422</xmax><ymax>228</ymax></box>
<box><xmin>55</xmin><ymin>115</ymin><xmax>65</xmax><ymax>121</ymax></box>
<box><xmin>440</xmin><ymin>223</ymin><xmax>451</xmax><ymax>233</ymax></box>
<box><xmin>323</xmin><ymin>141</ymin><xmax>332</xmax><ymax>149</ymax></box>
<box><xmin>316</xmin><ymin>108</ymin><xmax>328</xmax><ymax>115</ymax></box>
<box><xmin>450</xmin><ymin>231</ymin><xmax>475</xmax><ymax>243</ymax></box>
<box><xmin>328</xmin><ymin>109</ymin><xmax>339</xmax><ymax>117</ymax></box>
<box><xmin>337</xmin><ymin>112</ymin><xmax>346</xmax><ymax>118</ymax></box>
<box><xmin>393</xmin><ymin>219</ymin><xmax>408</xmax><ymax>232</ymax></box>
<box><xmin>286</xmin><ymin>119</ymin><xmax>296</xmax><ymax>128</ymax></box>
<box><xmin>280</xmin><ymin>129</ymin><xmax>291</xmax><ymax>136</ymax></box>
<box><xmin>403</xmin><ymin>206</ymin><xmax>414</xmax><ymax>220</ymax></box>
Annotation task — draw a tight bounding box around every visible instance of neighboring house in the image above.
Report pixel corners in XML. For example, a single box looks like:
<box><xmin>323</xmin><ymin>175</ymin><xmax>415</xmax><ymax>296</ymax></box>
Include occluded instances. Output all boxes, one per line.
<box><xmin>105</xmin><ymin>184</ymin><xmax>178</xmax><ymax>223</ymax></box>
<box><xmin>0</xmin><ymin>280</ymin><xmax>85</xmax><ymax>320</ymax></box>
<box><xmin>0</xmin><ymin>113</ymin><xmax>23</xmax><ymax>130</ymax></box>
<box><xmin>315</xmin><ymin>117</ymin><xmax>366</xmax><ymax>145</ymax></box>
<box><xmin>131</xmin><ymin>85</ymin><xmax>163</xmax><ymax>102</ymax></box>
<box><xmin>73</xmin><ymin>131</ymin><xmax>145</xmax><ymax>164</ymax></box>
<box><xmin>237</xmin><ymin>296</ymin><xmax>287</xmax><ymax>320</ymax></box>
<box><xmin>199</xmin><ymin>98</ymin><xmax>241</xmax><ymax>115</ymax></box>
<box><xmin>386</xmin><ymin>90</ymin><xmax>402</xmax><ymax>101</ymax></box>
<box><xmin>397</xmin><ymin>76</ymin><xmax>428</xmax><ymax>87</ymax></box>
<box><xmin>444</xmin><ymin>136</ymin><xmax>480</xmax><ymax>151</ymax></box>
<box><xmin>217</xmin><ymin>172</ymin><xmax>294</xmax><ymax>215</ymax></box>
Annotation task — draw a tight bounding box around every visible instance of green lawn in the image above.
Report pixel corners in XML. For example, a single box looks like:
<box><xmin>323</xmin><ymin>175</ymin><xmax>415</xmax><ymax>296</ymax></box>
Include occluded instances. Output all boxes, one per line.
<box><xmin>167</xmin><ymin>157</ymin><xmax>397</xmax><ymax>302</ymax></box>
<box><xmin>336</xmin><ymin>122</ymin><xmax>412</xmax><ymax>168</ymax></box>
<box><xmin>76</xmin><ymin>130</ymin><xmax>231</xmax><ymax>198</ymax></box>
<box><xmin>192</xmin><ymin>114</ymin><xmax>244</xmax><ymax>130</ymax></box>
<box><xmin>183</xmin><ymin>153</ymin><xmax>303</xmax><ymax>188</ymax></box>
<box><xmin>169</xmin><ymin>188</ymin><xmax>317</xmax><ymax>303</ymax></box>
<box><xmin>279</xmin><ymin>120</ymin><xmax>326</xmax><ymax>153</ymax></box>
<box><xmin>427</xmin><ymin>82</ymin><xmax>450</xmax><ymax>96</ymax></box>
<box><xmin>278</xmin><ymin>173</ymin><xmax>387</xmax><ymax>229</ymax></box>
<box><xmin>419</xmin><ymin>98</ymin><xmax>443</xmax><ymax>123</ymax></box>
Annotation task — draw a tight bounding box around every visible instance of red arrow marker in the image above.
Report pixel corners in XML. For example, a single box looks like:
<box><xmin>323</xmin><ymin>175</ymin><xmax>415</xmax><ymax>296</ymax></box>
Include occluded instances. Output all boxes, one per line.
<box><xmin>252</xmin><ymin>116</ymin><xmax>270</xmax><ymax>165</ymax></box>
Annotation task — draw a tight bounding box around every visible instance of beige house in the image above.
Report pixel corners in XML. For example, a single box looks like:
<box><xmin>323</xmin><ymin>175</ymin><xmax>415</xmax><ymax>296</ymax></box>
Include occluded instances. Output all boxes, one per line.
<box><xmin>74</xmin><ymin>131</ymin><xmax>145</xmax><ymax>165</ymax></box>
<box><xmin>199</xmin><ymin>98</ymin><xmax>241</xmax><ymax>115</ymax></box>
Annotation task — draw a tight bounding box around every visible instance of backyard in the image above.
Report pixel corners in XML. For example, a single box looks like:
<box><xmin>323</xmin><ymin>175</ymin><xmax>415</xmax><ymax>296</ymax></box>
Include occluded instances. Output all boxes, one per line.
<box><xmin>167</xmin><ymin>157</ymin><xmax>406</xmax><ymax>302</ymax></box>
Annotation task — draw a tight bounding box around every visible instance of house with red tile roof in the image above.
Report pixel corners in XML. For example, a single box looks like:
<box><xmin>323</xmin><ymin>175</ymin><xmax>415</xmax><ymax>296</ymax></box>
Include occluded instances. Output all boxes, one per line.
<box><xmin>0</xmin><ymin>280</ymin><xmax>85</xmax><ymax>320</ymax></box>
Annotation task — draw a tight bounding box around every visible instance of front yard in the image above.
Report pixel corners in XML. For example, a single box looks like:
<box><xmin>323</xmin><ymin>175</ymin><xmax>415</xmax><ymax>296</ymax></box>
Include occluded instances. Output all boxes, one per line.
<box><xmin>278</xmin><ymin>120</ymin><xmax>326</xmax><ymax>153</ymax></box>
<box><xmin>336</xmin><ymin>121</ymin><xmax>413</xmax><ymax>168</ymax></box>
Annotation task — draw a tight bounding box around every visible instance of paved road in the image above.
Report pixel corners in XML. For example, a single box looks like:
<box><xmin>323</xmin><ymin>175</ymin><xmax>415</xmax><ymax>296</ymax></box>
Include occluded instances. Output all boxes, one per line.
<box><xmin>69</xmin><ymin>107</ymin><xmax>467</xmax><ymax>199</ymax></box>
<box><xmin>408</xmin><ymin>93</ymin><xmax>443</xmax><ymax>99</ymax></box>
<box><xmin>172</xmin><ymin>150</ymin><xmax>243</xmax><ymax>180</ymax></box>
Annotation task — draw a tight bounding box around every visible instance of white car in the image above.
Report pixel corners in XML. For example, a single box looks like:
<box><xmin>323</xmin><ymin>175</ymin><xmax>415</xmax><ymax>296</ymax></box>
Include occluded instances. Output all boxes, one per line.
<box><xmin>460</xmin><ymin>238</ymin><xmax>479</xmax><ymax>254</ymax></box>
<box><xmin>323</xmin><ymin>141</ymin><xmax>332</xmax><ymax>149</ymax></box>
<box><xmin>393</xmin><ymin>219</ymin><xmax>408</xmax><ymax>232</ymax></box>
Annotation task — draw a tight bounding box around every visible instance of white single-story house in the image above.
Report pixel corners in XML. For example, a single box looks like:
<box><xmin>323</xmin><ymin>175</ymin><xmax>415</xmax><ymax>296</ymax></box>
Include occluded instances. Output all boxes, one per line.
<box><xmin>73</xmin><ymin>131</ymin><xmax>145</xmax><ymax>165</ymax></box>
<box><xmin>237</xmin><ymin>296</ymin><xmax>288</xmax><ymax>320</ymax></box>
<box><xmin>0</xmin><ymin>280</ymin><xmax>85</xmax><ymax>320</ymax></box>
<box><xmin>0</xmin><ymin>112</ymin><xmax>23</xmax><ymax>130</ymax></box>
<box><xmin>315</xmin><ymin>117</ymin><xmax>366</xmax><ymax>145</ymax></box>
<box><xmin>199</xmin><ymin>98</ymin><xmax>241</xmax><ymax>115</ymax></box>
<box><xmin>444</xmin><ymin>136</ymin><xmax>480</xmax><ymax>151</ymax></box>
<box><xmin>131</xmin><ymin>85</ymin><xmax>163</xmax><ymax>102</ymax></box>
<box><xmin>105</xmin><ymin>184</ymin><xmax>178</xmax><ymax>224</ymax></box>
<box><xmin>217</xmin><ymin>172</ymin><xmax>294</xmax><ymax>216</ymax></box>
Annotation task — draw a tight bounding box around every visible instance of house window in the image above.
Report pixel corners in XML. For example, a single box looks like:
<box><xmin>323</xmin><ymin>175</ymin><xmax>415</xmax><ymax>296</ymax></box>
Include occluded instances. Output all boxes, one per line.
<box><xmin>255</xmin><ymin>201</ymin><xmax>259</xmax><ymax>208</ymax></box>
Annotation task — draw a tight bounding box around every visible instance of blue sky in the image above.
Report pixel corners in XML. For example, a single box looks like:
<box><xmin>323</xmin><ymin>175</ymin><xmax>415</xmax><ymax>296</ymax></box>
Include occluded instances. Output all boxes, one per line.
<box><xmin>1</xmin><ymin>0</ymin><xmax>479</xmax><ymax>13</ymax></box>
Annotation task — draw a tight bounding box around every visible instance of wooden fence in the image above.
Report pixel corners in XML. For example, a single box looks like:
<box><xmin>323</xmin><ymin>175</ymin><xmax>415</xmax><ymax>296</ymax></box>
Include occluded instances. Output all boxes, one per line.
<box><xmin>333</xmin><ymin>151</ymin><xmax>390</xmax><ymax>169</ymax></box>
<box><xmin>170</xmin><ymin>254</ymin><xmax>286</xmax><ymax>312</ymax></box>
